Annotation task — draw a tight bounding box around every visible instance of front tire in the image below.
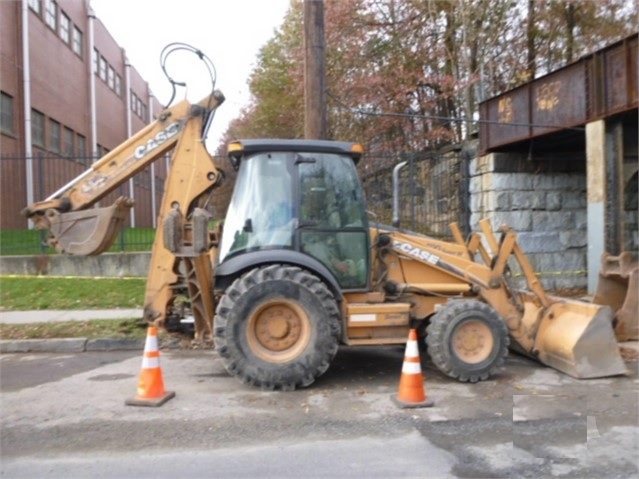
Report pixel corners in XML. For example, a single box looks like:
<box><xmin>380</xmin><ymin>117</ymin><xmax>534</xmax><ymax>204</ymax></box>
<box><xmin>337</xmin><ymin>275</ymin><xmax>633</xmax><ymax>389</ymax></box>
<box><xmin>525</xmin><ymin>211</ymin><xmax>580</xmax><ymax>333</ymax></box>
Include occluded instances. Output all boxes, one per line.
<box><xmin>214</xmin><ymin>264</ymin><xmax>341</xmax><ymax>390</ymax></box>
<box><xmin>426</xmin><ymin>300</ymin><xmax>509</xmax><ymax>382</ymax></box>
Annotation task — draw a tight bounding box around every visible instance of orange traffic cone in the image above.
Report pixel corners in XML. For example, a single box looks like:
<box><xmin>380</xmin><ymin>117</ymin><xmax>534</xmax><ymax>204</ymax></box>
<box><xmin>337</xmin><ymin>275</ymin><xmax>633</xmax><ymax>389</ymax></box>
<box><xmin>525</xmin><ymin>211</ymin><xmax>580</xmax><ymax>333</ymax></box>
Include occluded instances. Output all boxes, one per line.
<box><xmin>391</xmin><ymin>328</ymin><xmax>434</xmax><ymax>409</ymax></box>
<box><xmin>125</xmin><ymin>326</ymin><xmax>175</xmax><ymax>407</ymax></box>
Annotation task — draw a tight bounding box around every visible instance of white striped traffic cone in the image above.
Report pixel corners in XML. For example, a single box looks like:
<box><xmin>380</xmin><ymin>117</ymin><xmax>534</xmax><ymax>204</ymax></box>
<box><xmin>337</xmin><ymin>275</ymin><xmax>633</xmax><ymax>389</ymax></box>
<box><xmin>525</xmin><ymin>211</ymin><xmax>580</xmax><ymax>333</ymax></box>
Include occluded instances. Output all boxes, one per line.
<box><xmin>125</xmin><ymin>326</ymin><xmax>175</xmax><ymax>407</ymax></box>
<box><xmin>391</xmin><ymin>328</ymin><xmax>434</xmax><ymax>409</ymax></box>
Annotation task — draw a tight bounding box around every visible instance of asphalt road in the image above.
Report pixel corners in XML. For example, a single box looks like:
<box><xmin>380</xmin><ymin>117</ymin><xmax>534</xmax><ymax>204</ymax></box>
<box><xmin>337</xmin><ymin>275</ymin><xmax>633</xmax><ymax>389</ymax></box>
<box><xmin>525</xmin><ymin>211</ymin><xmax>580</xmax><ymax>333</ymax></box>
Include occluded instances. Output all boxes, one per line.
<box><xmin>1</xmin><ymin>346</ymin><xmax>638</xmax><ymax>478</ymax></box>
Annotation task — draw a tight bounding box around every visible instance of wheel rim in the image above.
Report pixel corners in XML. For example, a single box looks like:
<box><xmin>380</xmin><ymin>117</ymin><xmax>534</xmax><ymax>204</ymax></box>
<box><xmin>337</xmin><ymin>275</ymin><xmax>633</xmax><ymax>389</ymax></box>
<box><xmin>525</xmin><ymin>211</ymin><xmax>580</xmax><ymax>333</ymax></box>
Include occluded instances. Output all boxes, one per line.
<box><xmin>247</xmin><ymin>300</ymin><xmax>311</xmax><ymax>363</ymax></box>
<box><xmin>451</xmin><ymin>319</ymin><xmax>494</xmax><ymax>364</ymax></box>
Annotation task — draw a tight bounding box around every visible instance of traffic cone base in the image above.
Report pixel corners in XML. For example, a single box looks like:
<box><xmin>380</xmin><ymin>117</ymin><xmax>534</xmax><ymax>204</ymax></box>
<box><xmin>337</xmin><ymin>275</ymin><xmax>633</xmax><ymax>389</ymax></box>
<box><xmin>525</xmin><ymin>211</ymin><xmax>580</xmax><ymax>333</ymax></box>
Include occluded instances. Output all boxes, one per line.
<box><xmin>126</xmin><ymin>390</ymin><xmax>176</xmax><ymax>407</ymax></box>
<box><xmin>126</xmin><ymin>326</ymin><xmax>175</xmax><ymax>407</ymax></box>
<box><xmin>391</xmin><ymin>394</ymin><xmax>434</xmax><ymax>409</ymax></box>
<box><xmin>392</xmin><ymin>328</ymin><xmax>434</xmax><ymax>409</ymax></box>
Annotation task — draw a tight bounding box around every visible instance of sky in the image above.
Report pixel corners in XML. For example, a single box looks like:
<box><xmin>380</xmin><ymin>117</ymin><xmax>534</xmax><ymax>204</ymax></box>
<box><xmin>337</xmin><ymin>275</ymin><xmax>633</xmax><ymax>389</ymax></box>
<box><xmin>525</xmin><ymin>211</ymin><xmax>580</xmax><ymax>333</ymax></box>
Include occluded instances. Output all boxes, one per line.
<box><xmin>90</xmin><ymin>0</ymin><xmax>290</xmax><ymax>149</ymax></box>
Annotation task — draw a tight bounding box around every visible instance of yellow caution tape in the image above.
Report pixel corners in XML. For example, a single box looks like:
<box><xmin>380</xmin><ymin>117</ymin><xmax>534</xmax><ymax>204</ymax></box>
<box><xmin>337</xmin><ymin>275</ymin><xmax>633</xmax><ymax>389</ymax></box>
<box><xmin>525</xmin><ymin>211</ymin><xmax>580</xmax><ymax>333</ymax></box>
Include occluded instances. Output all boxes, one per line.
<box><xmin>513</xmin><ymin>270</ymin><xmax>587</xmax><ymax>277</ymax></box>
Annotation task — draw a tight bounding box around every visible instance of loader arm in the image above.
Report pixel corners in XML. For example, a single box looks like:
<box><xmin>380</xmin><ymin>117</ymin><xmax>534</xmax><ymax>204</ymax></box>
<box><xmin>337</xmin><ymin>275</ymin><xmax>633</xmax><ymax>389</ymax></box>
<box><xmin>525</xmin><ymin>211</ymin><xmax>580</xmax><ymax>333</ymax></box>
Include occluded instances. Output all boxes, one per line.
<box><xmin>383</xmin><ymin>219</ymin><xmax>626</xmax><ymax>379</ymax></box>
<box><xmin>23</xmin><ymin>91</ymin><xmax>226</xmax><ymax>341</ymax></box>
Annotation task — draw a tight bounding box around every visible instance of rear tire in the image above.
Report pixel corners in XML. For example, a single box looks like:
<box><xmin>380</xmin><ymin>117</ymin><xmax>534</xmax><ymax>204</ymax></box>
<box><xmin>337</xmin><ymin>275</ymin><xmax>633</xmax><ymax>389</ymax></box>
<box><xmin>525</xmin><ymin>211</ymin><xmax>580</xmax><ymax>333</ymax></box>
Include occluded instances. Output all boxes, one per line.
<box><xmin>214</xmin><ymin>264</ymin><xmax>341</xmax><ymax>390</ymax></box>
<box><xmin>426</xmin><ymin>300</ymin><xmax>509</xmax><ymax>382</ymax></box>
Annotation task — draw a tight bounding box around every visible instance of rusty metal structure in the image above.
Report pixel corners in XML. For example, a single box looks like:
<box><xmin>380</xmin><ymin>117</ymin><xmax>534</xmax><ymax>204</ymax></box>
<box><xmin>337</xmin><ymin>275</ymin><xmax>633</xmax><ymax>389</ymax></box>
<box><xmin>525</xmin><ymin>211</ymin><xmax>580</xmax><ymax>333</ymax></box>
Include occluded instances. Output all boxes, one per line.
<box><xmin>479</xmin><ymin>33</ymin><xmax>638</xmax><ymax>155</ymax></box>
<box><xmin>479</xmin><ymin>33</ymin><xmax>639</xmax><ymax>342</ymax></box>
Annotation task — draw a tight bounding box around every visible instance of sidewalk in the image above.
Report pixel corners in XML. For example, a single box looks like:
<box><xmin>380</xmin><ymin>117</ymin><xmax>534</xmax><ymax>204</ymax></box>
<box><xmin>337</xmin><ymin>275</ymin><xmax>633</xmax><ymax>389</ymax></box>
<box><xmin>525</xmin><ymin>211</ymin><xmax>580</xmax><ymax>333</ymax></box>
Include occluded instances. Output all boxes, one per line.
<box><xmin>0</xmin><ymin>309</ymin><xmax>143</xmax><ymax>324</ymax></box>
<box><xmin>0</xmin><ymin>309</ymin><xmax>145</xmax><ymax>354</ymax></box>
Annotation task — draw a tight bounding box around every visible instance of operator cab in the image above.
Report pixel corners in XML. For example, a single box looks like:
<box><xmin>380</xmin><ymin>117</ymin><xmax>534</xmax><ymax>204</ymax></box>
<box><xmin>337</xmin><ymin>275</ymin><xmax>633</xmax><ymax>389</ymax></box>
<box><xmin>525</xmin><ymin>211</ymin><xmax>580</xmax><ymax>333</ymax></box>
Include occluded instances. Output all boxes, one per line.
<box><xmin>219</xmin><ymin>139</ymin><xmax>370</xmax><ymax>289</ymax></box>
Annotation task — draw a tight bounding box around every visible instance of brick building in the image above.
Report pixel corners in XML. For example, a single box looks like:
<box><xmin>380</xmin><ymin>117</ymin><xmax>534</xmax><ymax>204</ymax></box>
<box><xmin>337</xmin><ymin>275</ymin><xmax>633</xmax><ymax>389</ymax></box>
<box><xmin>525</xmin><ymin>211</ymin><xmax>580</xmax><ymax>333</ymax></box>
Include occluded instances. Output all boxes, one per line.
<box><xmin>1</xmin><ymin>0</ymin><xmax>164</xmax><ymax>229</ymax></box>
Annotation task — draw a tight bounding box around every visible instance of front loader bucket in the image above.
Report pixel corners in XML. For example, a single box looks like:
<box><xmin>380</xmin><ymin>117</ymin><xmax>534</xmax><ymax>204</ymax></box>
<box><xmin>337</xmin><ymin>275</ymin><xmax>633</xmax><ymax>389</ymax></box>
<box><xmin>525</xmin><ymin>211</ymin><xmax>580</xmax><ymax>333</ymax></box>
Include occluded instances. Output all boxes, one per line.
<box><xmin>530</xmin><ymin>299</ymin><xmax>627</xmax><ymax>379</ymax></box>
<box><xmin>45</xmin><ymin>197</ymin><xmax>133</xmax><ymax>255</ymax></box>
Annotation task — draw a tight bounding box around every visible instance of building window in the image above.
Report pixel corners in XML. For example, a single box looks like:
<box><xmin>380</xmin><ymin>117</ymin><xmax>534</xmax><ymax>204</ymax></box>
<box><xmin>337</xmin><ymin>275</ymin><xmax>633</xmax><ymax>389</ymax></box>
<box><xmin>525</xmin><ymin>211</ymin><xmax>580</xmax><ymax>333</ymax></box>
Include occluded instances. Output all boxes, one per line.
<box><xmin>32</xmin><ymin>110</ymin><xmax>45</xmax><ymax>147</ymax></box>
<box><xmin>76</xmin><ymin>133</ymin><xmax>86</xmax><ymax>161</ymax></box>
<box><xmin>130</xmin><ymin>94</ymin><xmax>146</xmax><ymax>118</ymax></box>
<box><xmin>93</xmin><ymin>48</ymin><xmax>98</xmax><ymax>74</ymax></box>
<box><xmin>96</xmin><ymin>144</ymin><xmax>109</xmax><ymax>158</ymax></box>
<box><xmin>72</xmin><ymin>26</ymin><xmax>83</xmax><ymax>56</ymax></box>
<box><xmin>59</xmin><ymin>12</ymin><xmax>70</xmax><ymax>44</ymax></box>
<box><xmin>63</xmin><ymin>127</ymin><xmax>74</xmax><ymax>157</ymax></box>
<box><xmin>49</xmin><ymin>119</ymin><xmax>61</xmax><ymax>153</ymax></box>
<box><xmin>44</xmin><ymin>0</ymin><xmax>57</xmax><ymax>30</ymax></box>
<box><xmin>28</xmin><ymin>0</ymin><xmax>41</xmax><ymax>15</ymax></box>
<box><xmin>107</xmin><ymin>66</ymin><xmax>115</xmax><ymax>90</ymax></box>
<box><xmin>115</xmin><ymin>74</ymin><xmax>122</xmax><ymax>96</ymax></box>
<box><xmin>99</xmin><ymin>56</ymin><xmax>107</xmax><ymax>81</ymax></box>
<box><xmin>1</xmin><ymin>92</ymin><xmax>14</xmax><ymax>134</ymax></box>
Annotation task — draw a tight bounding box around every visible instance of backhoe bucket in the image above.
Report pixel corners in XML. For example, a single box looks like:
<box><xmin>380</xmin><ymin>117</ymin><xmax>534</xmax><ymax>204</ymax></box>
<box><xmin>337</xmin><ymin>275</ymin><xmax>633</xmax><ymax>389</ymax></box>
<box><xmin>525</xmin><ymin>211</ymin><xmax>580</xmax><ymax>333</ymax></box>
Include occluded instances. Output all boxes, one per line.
<box><xmin>527</xmin><ymin>298</ymin><xmax>627</xmax><ymax>379</ymax></box>
<box><xmin>592</xmin><ymin>252</ymin><xmax>639</xmax><ymax>341</ymax></box>
<box><xmin>45</xmin><ymin>197</ymin><xmax>133</xmax><ymax>255</ymax></box>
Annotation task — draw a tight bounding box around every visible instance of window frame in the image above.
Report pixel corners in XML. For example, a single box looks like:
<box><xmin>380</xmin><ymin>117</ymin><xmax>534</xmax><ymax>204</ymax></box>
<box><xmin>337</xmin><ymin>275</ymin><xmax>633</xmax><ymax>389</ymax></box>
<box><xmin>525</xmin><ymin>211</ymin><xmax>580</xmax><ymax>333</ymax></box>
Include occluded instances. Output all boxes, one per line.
<box><xmin>72</xmin><ymin>26</ymin><xmax>83</xmax><ymax>57</ymax></box>
<box><xmin>114</xmin><ymin>74</ymin><xmax>122</xmax><ymax>96</ymax></box>
<box><xmin>99</xmin><ymin>56</ymin><xmax>107</xmax><ymax>81</ymax></box>
<box><xmin>28</xmin><ymin>0</ymin><xmax>41</xmax><ymax>16</ymax></box>
<box><xmin>107</xmin><ymin>66</ymin><xmax>115</xmax><ymax>90</ymax></box>
<box><xmin>44</xmin><ymin>0</ymin><xmax>57</xmax><ymax>30</ymax></box>
<box><xmin>59</xmin><ymin>11</ymin><xmax>70</xmax><ymax>44</ymax></box>
<box><xmin>0</xmin><ymin>92</ymin><xmax>14</xmax><ymax>135</ymax></box>
<box><xmin>49</xmin><ymin>118</ymin><xmax>61</xmax><ymax>153</ymax></box>
<box><xmin>63</xmin><ymin>126</ymin><xmax>74</xmax><ymax>157</ymax></box>
<box><xmin>32</xmin><ymin>110</ymin><xmax>45</xmax><ymax>147</ymax></box>
<box><xmin>76</xmin><ymin>133</ymin><xmax>86</xmax><ymax>161</ymax></box>
<box><xmin>93</xmin><ymin>48</ymin><xmax>99</xmax><ymax>74</ymax></box>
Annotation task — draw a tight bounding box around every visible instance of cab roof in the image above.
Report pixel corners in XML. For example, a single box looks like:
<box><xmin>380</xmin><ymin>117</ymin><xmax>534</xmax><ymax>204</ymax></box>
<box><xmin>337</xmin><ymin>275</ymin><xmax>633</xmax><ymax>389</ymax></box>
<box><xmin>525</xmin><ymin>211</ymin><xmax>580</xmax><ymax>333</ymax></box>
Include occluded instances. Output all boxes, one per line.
<box><xmin>227</xmin><ymin>139</ymin><xmax>363</xmax><ymax>165</ymax></box>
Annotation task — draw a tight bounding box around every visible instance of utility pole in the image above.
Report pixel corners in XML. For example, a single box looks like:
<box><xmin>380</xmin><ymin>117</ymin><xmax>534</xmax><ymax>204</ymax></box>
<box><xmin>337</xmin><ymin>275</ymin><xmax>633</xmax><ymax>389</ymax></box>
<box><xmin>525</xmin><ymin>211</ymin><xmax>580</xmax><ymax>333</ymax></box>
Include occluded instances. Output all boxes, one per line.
<box><xmin>303</xmin><ymin>0</ymin><xmax>327</xmax><ymax>139</ymax></box>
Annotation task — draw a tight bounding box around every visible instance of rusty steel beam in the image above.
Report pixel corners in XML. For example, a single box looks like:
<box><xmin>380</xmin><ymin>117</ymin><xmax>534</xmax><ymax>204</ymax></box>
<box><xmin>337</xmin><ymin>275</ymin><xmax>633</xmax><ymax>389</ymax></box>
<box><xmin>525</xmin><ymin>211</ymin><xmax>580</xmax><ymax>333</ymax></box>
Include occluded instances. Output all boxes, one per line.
<box><xmin>480</xmin><ymin>33</ymin><xmax>638</xmax><ymax>155</ymax></box>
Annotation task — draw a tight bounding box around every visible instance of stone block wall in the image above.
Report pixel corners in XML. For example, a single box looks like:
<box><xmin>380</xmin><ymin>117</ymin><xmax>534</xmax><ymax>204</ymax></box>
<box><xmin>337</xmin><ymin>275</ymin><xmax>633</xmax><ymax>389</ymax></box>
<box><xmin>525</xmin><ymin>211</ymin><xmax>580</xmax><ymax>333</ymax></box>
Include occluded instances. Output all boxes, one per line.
<box><xmin>469</xmin><ymin>151</ymin><xmax>588</xmax><ymax>290</ymax></box>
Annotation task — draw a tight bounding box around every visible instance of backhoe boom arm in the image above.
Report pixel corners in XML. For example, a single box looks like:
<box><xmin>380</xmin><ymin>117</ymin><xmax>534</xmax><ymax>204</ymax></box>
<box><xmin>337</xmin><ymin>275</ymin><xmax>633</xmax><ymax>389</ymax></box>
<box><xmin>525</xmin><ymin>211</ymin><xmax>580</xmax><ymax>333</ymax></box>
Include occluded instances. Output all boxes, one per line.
<box><xmin>23</xmin><ymin>92</ymin><xmax>224</xmax><ymax>223</ymax></box>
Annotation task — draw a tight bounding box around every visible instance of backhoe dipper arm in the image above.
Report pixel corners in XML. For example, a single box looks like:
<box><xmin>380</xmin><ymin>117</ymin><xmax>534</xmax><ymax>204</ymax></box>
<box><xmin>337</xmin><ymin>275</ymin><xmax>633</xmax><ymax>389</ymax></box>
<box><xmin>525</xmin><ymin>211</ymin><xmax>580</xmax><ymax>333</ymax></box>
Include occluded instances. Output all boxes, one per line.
<box><xmin>141</xmin><ymin>94</ymin><xmax>228</xmax><ymax>340</ymax></box>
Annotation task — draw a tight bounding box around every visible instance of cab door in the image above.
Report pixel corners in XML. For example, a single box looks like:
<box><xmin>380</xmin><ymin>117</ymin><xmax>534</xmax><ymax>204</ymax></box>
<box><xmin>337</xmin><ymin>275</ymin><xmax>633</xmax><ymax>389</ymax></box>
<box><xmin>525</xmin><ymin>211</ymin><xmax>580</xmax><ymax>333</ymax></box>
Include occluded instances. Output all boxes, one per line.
<box><xmin>296</xmin><ymin>152</ymin><xmax>369</xmax><ymax>289</ymax></box>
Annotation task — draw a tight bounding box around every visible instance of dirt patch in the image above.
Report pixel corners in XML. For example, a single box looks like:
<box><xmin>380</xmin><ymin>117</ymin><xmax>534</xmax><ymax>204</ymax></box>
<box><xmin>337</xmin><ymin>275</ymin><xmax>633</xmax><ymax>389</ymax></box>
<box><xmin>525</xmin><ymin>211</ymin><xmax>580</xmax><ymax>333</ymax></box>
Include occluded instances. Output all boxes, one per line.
<box><xmin>0</xmin><ymin>319</ymin><xmax>147</xmax><ymax>340</ymax></box>
<box><xmin>620</xmin><ymin>347</ymin><xmax>639</xmax><ymax>362</ymax></box>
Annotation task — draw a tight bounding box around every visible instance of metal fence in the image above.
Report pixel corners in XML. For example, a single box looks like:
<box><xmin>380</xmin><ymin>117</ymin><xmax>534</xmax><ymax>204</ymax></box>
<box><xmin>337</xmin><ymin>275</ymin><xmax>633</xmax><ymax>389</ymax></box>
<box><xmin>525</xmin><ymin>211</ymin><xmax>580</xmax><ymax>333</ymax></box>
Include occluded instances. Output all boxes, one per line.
<box><xmin>1</xmin><ymin>152</ymin><xmax>164</xmax><ymax>255</ymax></box>
<box><xmin>362</xmin><ymin>147</ymin><xmax>470</xmax><ymax>239</ymax></box>
<box><xmin>0</xmin><ymin>152</ymin><xmax>169</xmax><ymax>230</ymax></box>
<box><xmin>1</xmin><ymin>146</ymin><xmax>471</xmax><ymax>255</ymax></box>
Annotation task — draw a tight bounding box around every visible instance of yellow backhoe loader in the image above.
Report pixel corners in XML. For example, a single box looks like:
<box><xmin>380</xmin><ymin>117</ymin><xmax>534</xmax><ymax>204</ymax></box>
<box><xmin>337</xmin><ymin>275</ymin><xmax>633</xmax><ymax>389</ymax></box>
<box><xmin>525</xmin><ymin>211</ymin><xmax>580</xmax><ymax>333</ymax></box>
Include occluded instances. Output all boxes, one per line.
<box><xmin>22</xmin><ymin>46</ymin><xmax>628</xmax><ymax>390</ymax></box>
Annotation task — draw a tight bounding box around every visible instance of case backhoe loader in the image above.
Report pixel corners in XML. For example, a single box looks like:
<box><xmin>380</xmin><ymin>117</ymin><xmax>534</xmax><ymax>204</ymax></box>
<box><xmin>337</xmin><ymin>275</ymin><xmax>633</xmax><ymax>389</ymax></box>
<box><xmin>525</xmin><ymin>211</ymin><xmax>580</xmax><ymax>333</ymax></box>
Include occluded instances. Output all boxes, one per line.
<box><xmin>22</xmin><ymin>47</ymin><xmax>627</xmax><ymax>391</ymax></box>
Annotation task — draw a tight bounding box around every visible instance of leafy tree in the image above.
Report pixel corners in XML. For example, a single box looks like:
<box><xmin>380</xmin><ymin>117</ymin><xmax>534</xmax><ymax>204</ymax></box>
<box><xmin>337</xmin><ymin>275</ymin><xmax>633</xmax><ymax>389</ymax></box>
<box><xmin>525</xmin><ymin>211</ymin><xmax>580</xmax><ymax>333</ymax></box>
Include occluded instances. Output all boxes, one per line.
<box><xmin>217</xmin><ymin>0</ymin><xmax>638</xmax><ymax>171</ymax></box>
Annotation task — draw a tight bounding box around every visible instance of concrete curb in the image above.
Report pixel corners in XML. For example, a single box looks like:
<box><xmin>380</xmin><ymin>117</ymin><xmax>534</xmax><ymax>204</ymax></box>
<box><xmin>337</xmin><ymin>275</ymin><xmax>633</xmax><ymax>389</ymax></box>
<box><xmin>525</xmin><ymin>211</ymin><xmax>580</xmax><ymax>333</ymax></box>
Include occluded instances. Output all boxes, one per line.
<box><xmin>0</xmin><ymin>337</ymin><xmax>145</xmax><ymax>354</ymax></box>
<box><xmin>0</xmin><ymin>338</ymin><xmax>88</xmax><ymax>353</ymax></box>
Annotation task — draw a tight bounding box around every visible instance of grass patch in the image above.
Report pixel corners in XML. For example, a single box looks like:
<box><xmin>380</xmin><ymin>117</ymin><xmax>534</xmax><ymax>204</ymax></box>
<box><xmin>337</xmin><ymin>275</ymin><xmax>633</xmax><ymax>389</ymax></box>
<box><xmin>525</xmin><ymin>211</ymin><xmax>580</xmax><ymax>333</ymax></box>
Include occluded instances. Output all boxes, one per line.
<box><xmin>0</xmin><ymin>229</ymin><xmax>55</xmax><ymax>256</ymax></box>
<box><xmin>0</xmin><ymin>318</ymin><xmax>148</xmax><ymax>340</ymax></box>
<box><xmin>0</xmin><ymin>227</ymin><xmax>155</xmax><ymax>256</ymax></box>
<box><xmin>0</xmin><ymin>276</ymin><xmax>145</xmax><ymax>310</ymax></box>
